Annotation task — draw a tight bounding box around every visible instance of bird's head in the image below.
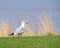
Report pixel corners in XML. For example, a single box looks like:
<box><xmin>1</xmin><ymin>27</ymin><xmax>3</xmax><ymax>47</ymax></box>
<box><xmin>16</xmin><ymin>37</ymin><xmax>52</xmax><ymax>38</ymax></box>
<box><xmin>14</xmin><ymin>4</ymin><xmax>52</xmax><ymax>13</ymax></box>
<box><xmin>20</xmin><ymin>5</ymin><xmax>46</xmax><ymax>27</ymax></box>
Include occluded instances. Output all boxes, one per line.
<box><xmin>21</xmin><ymin>20</ymin><xmax>28</xmax><ymax>25</ymax></box>
<box><xmin>21</xmin><ymin>21</ymin><xmax>25</xmax><ymax>25</ymax></box>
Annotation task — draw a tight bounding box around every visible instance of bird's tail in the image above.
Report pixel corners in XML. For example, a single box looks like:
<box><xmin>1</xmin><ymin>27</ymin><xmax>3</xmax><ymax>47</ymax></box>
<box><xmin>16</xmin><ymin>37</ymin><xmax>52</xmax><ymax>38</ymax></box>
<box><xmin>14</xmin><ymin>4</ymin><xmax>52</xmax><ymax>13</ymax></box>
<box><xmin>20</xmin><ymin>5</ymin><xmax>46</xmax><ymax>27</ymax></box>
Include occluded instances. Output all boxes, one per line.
<box><xmin>8</xmin><ymin>33</ymin><xmax>14</xmax><ymax>36</ymax></box>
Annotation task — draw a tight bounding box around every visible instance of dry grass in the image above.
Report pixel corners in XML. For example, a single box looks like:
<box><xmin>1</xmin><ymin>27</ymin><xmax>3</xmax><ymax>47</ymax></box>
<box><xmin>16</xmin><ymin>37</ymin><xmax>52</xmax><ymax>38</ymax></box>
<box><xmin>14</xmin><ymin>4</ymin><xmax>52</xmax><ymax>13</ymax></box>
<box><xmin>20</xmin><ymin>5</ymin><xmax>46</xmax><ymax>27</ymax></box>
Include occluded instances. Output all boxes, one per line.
<box><xmin>0</xmin><ymin>20</ymin><xmax>11</xmax><ymax>37</ymax></box>
<box><xmin>38</xmin><ymin>12</ymin><xmax>54</xmax><ymax>36</ymax></box>
<box><xmin>32</xmin><ymin>24</ymin><xmax>38</xmax><ymax>36</ymax></box>
<box><xmin>0</xmin><ymin>12</ymin><xmax>55</xmax><ymax>37</ymax></box>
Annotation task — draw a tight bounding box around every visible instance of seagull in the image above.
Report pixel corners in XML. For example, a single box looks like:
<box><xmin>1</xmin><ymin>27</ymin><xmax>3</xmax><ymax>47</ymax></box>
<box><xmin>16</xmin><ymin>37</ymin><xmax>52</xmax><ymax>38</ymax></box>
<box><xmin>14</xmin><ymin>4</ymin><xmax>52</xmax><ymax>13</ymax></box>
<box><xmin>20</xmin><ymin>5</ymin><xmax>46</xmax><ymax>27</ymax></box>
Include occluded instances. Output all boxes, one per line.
<box><xmin>9</xmin><ymin>21</ymin><xmax>26</xmax><ymax>36</ymax></box>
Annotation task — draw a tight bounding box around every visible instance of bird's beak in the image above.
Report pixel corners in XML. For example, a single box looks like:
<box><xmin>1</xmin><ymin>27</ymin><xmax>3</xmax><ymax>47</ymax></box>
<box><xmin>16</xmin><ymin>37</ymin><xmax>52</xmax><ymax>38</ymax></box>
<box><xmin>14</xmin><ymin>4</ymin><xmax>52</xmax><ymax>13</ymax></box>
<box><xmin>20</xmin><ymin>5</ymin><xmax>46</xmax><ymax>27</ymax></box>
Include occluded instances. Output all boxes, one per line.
<box><xmin>26</xmin><ymin>23</ymin><xmax>28</xmax><ymax>24</ymax></box>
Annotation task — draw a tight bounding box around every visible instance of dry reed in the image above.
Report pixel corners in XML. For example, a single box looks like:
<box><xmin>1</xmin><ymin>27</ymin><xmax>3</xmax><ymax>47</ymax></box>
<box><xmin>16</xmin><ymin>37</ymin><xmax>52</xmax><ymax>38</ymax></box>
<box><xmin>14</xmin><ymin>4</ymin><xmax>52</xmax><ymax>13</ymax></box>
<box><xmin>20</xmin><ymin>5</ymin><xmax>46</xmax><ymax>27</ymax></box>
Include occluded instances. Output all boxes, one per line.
<box><xmin>38</xmin><ymin>12</ymin><xmax>54</xmax><ymax>36</ymax></box>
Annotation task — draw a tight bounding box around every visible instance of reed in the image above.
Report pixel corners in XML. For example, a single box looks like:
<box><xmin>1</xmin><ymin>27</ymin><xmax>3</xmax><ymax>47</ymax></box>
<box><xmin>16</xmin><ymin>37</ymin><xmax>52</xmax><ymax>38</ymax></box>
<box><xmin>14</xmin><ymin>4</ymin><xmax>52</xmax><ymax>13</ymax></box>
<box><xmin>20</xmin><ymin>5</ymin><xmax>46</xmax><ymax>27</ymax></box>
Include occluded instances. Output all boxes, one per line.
<box><xmin>0</xmin><ymin>20</ymin><xmax>11</xmax><ymax>37</ymax></box>
<box><xmin>0</xmin><ymin>12</ymin><xmax>55</xmax><ymax>37</ymax></box>
<box><xmin>38</xmin><ymin>12</ymin><xmax>54</xmax><ymax>36</ymax></box>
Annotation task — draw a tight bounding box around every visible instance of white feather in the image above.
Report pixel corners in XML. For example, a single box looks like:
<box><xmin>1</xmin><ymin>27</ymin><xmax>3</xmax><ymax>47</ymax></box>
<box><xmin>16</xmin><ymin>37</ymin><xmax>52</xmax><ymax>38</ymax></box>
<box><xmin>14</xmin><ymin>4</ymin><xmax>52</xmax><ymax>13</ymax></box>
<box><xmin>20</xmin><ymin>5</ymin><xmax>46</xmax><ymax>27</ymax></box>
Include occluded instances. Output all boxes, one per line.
<box><xmin>14</xmin><ymin>21</ymin><xmax>25</xmax><ymax>35</ymax></box>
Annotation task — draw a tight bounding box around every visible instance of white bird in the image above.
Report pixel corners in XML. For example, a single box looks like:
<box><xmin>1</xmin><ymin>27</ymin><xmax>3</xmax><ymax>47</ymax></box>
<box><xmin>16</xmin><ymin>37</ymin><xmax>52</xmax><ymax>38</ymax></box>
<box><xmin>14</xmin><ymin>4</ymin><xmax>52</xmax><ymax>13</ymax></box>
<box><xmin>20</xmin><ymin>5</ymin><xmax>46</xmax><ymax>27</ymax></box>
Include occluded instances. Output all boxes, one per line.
<box><xmin>9</xmin><ymin>21</ymin><xmax>26</xmax><ymax>36</ymax></box>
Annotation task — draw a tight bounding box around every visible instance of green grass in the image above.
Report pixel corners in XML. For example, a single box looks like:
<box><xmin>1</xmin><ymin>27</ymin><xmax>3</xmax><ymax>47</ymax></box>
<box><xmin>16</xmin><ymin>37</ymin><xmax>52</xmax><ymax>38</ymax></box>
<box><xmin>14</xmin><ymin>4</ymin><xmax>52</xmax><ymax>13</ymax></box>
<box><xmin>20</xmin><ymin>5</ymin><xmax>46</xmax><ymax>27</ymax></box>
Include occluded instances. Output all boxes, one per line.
<box><xmin>0</xmin><ymin>36</ymin><xmax>60</xmax><ymax>48</ymax></box>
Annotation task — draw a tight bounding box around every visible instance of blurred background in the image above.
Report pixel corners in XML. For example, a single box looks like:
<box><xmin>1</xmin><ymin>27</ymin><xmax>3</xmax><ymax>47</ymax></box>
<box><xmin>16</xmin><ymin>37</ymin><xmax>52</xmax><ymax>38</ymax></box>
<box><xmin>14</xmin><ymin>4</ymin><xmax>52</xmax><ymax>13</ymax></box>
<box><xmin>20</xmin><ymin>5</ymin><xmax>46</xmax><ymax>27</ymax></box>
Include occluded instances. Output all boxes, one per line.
<box><xmin>0</xmin><ymin>0</ymin><xmax>60</xmax><ymax>36</ymax></box>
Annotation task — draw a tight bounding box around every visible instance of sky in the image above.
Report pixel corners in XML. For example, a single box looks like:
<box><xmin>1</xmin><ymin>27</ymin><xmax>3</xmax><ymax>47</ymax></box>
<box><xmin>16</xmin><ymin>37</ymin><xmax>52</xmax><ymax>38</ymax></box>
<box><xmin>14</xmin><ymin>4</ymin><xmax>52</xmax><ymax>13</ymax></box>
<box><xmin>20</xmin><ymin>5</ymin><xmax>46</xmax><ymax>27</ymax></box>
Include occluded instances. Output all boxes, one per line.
<box><xmin>0</xmin><ymin>0</ymin><xmax>60</xmax><ymax>34</ymax></box>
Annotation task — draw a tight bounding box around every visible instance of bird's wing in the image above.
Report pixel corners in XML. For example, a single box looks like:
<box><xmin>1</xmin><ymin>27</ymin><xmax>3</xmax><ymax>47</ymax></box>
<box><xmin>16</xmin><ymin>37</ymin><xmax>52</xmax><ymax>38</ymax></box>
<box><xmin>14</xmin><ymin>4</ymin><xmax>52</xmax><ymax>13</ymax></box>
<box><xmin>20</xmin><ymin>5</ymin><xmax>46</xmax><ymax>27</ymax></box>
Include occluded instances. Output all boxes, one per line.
<box><xmin>14</xmin><ymin>27</ymin><xmax>25</xmax><ymax>35</ymax></box>
<box><xmin>15</xmin><ymin>26</ymin><xmax>25</xmax><ymax>34</ymax></box>
<box><xmin>21</xmin><ymin>27</ymin><xmax>25</xmax><ymax>33</ymax></box>
<box><xmin>15</xmin><ymin>26</ymin><xmax>21</xmax><ymax>33</ymax></box>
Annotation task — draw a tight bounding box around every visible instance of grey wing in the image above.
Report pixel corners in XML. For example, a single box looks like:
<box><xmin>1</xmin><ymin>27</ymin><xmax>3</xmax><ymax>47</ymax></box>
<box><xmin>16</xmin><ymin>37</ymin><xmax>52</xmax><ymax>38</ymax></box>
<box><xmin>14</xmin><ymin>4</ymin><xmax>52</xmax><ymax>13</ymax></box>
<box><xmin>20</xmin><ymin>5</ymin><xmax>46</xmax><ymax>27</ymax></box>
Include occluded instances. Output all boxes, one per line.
<box><xmin>20</xmin><ymin>27</ymin><xmax>25</xmax><ymax>33</ymax></box>
<box><xmin>15</xmin><ymin>26</ymin><xmax>25</xmax><ymax>34</ymax></box>
<box><xmin>15</xmin><ymin>26</ymin><xmax>21</xmax><ymax>33</ymax></box>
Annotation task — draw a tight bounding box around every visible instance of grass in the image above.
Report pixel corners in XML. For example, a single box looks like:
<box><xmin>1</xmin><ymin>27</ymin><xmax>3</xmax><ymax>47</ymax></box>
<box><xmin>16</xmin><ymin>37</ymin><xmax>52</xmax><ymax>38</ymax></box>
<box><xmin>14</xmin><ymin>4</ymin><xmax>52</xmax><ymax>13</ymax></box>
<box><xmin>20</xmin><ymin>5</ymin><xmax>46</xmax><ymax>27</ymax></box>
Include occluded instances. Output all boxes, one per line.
<box><xmin>0</xmin><ymin>36</ymin><xmax>60</xmax><ymax>48</ymax></box>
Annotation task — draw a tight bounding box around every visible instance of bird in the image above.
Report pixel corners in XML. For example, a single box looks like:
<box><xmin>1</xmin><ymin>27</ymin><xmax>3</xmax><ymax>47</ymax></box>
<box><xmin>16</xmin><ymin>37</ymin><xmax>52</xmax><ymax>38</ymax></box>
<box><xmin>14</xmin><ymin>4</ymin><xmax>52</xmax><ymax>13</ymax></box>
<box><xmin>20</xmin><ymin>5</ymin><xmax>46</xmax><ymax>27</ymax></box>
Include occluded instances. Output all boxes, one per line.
<box><xmin>9</xmin><ymin>21</ymin><xmax>26</xmax><ymax>36</ymax></box>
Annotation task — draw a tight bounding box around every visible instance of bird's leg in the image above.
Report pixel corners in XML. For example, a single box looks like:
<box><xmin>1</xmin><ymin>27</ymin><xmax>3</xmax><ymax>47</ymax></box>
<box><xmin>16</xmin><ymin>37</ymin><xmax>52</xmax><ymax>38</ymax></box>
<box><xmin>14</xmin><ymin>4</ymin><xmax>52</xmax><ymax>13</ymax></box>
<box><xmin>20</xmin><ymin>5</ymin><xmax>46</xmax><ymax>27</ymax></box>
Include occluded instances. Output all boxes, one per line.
<box><xmin>18</xmin><ymin>34</ymin><xmax>22</xmax><ymax>37</ymax></box>
<box><xmin>17</xmin><ymin>34</ymin><xmax>20</xmax><ymax>37</ymax></box>
<box><xmin>20</xmin><ymin>34</ymin><xmax>22</xmax><ymax>37</ymax></box>
<box><xmin>17</xmin><ymin>34</ymin><xmax>22</xmax><ymax>37</ymax></box>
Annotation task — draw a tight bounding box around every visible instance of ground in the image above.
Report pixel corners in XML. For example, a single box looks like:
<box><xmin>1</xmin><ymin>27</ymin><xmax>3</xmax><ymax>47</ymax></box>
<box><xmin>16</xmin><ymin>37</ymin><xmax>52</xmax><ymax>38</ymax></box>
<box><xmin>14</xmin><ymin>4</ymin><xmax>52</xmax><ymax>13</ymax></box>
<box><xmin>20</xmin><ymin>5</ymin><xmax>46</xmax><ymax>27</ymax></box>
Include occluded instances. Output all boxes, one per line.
<box><xmin>0</xmin><ymin>36</ymin><xmax>60</xmax><ymax>48</ymax></box>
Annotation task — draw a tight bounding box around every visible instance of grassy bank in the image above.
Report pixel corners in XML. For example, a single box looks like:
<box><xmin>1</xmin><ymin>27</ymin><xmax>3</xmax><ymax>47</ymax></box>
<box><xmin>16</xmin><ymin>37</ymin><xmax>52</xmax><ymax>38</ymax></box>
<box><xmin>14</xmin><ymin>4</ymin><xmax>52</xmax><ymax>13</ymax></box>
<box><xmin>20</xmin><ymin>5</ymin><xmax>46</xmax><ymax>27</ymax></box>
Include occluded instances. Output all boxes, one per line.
<box><xmin>0</xmin><ymin>36</ymin><xmax>60</xmax><ymax>48</ymax></box>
